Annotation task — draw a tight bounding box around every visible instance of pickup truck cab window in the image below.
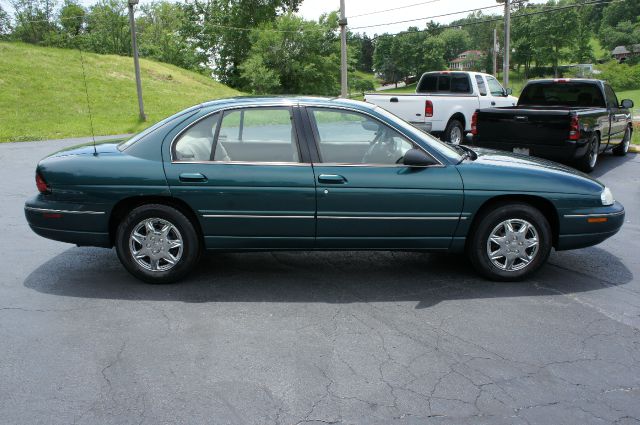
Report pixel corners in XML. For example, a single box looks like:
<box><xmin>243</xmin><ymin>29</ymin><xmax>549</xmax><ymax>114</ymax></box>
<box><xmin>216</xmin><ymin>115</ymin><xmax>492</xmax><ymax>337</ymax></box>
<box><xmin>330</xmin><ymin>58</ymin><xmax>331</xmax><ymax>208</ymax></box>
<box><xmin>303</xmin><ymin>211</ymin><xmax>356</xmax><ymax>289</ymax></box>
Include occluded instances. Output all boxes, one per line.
<box><xmin>475</xmin><ymin>75</ymin><xmax>487</xmax><ymax>96</ymax></box>
<box><xmin>604</xmin><ymin>85</ymin><xmax>619</xmax><ymax>108</ymax></box>
<box><xmin>486</xmin><ymin>76</ymin><xmax>505</xmax><ymax>96</ymax></box>
<box><xmin>309</xmin><ymin>108</ymin><xmax>415</xmax><ymax>165</ymax></box>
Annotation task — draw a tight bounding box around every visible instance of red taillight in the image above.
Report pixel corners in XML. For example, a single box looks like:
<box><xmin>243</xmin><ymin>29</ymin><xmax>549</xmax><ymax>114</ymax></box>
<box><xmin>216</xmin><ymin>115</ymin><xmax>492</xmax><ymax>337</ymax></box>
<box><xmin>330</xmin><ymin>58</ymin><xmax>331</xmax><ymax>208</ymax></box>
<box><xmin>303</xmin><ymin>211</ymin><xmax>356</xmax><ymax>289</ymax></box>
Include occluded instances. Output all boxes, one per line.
<box><xmin>425</xmin><ymin>100</ymin><xmax>433</xmax><ymax>118</ymax></box>
<box><xmin>569</xmin><ymin>115</ymin><xmax>580</xmax><ymax>140</ymax></box>
<box><xmin>35</xmin><ymin>172</ymin><xmax>49</xmax><ymax>193</ymax></box>
<box><xmin>471</xmin><ymin>111</ymin><xmax>479</xmax><ymax>136</ymax></box>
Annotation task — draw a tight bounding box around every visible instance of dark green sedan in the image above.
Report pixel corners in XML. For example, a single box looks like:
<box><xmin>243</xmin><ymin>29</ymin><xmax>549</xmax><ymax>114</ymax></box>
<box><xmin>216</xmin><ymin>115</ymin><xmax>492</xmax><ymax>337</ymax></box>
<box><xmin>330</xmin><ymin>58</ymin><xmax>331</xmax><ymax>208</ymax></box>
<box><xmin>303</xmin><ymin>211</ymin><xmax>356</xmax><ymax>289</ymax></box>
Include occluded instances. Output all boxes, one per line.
<box><xmin>25</xmin><ymin>97</ymin><xmax>624</xmax><ymax>283</ymax></box>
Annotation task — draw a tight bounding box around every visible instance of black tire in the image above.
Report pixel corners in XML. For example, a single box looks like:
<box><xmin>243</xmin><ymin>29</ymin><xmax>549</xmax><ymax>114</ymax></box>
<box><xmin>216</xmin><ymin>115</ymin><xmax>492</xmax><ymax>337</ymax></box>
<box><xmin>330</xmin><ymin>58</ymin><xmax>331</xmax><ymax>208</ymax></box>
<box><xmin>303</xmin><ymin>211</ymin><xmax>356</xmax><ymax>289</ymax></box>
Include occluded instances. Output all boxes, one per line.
<box><xmin>612</xmin><ymin>127</ymin><xmax>631</xmax><ymax>156</ymax></box>
<box><xmin>442</xmin><ymin>119</ymin><xmax>464</xmax><ymax>145</ymax></box>
<box><xmin>115</xmin><ymin>204</ymin><xmax>201</xmax><ymax>284</ymax></box>
<box><xmin>576</xmin><ymin>134</ymin><xmax>599</xmax><ymax>173</ymax></box>
<box><xmin>467</xmin><ymin>202</ymin><xmax>552</xmax><ymax>282</ymax></box>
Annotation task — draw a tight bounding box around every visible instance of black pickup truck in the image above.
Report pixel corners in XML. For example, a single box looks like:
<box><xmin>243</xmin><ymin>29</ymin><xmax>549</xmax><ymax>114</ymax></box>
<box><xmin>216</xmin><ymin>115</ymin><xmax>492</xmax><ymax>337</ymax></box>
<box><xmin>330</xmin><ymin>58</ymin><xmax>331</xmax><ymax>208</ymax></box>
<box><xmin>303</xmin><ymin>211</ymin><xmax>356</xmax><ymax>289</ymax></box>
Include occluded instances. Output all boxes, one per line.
<box><xmin>471</xmin><ymin>79</ymin><xmax>634</xmax><ymax>172</ymax></box>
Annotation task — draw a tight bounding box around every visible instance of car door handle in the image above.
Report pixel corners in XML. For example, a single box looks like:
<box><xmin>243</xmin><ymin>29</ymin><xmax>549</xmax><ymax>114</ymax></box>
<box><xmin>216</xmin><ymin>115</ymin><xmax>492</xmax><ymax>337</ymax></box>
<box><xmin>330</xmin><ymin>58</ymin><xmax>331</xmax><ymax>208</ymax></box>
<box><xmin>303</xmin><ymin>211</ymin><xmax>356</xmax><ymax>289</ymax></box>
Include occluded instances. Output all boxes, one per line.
<box><xmin>491</xmin><ymin>101</ymin><xmax>496</xmax><ymax>106</ymax></box>
<box><xmin>318</xmin><ymin>174</ymin><xmax>347</xmax><ymax>184</ymax></box>
<box><xmin>179</xmin><ymin>172</ymin><xmax>207</xmax><ymax>183</ymax></box>
<box><xmin>390</xmin><ymin>97</ymin><xmax>398</xmax><ymax>103</ymax></box>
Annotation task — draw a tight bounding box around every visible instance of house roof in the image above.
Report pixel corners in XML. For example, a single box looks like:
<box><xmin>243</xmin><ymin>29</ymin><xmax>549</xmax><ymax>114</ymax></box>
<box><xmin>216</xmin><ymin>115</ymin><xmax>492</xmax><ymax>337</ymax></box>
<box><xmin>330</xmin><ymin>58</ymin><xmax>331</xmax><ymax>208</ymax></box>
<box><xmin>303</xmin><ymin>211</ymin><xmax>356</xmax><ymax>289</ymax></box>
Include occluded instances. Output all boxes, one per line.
<box><xmin>612</xmin><ymin>44</ymin><xmax>640</xmax><ymax>55</ymax></box>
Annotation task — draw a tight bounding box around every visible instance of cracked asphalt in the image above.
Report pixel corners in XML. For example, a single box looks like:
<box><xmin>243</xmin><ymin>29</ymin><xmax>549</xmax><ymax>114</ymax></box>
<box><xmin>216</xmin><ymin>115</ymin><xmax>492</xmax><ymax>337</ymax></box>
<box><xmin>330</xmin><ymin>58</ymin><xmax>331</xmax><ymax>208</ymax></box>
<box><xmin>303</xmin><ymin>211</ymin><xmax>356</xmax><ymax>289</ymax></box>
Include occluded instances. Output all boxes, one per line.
<box><xmin>1</xmin><ymin>139</ymin><xmax>639</xmax><ymax>425</ymax></box>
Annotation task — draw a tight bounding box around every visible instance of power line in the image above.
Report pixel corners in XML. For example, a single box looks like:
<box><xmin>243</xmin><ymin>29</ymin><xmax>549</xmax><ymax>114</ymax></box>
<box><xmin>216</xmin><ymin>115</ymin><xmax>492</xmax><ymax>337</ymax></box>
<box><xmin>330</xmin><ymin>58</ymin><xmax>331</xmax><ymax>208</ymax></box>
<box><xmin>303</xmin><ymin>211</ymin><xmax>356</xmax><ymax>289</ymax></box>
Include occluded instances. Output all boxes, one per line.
<box><xmin>350</xmin><ymin>2</ymin><xmax>526</xmax><ymax>31</ymax></box>
<box><xmin>347</xmin><ymin>0</ymin><xmax>444</xmax><ymax>19</ymax></box>
<box><xmin>373</xmin><ymin>0</ymin><xmax>621</xmax><ymax>39</ymax></box>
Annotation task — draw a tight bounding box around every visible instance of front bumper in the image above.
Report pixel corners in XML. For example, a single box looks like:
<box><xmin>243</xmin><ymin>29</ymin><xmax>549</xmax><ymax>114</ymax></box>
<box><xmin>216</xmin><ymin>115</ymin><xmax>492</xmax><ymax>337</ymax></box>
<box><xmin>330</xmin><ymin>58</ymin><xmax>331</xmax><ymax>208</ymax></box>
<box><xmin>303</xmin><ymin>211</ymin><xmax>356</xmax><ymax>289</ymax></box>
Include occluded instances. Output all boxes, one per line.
<box><xmin>24</xmin><ymin>195</ymin><xmax>111</xmax><ymax>247</ymax></box>
<box><xmin>556</xmin><ymin>201</ymin><xmax>625</xmax><ymax>250</ymax></box>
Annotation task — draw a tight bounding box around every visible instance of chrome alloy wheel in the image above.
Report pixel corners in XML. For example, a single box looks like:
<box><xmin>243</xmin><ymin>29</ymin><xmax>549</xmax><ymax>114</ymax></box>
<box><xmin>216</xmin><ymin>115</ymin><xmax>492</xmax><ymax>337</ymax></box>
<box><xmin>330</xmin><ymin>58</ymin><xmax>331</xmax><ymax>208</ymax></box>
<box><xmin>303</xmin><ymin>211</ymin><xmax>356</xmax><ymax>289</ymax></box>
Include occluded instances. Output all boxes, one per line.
<box><xmin>486</xmin><ymin>219</ymin><xmax>539</xmax><ymax>272</ymax></box>
<box><xmin>129</xmin><ymin>218</ymin><xmax>183</xmax><ymax>272</ymax></box>
<box><xmin>450</xmin><ymin>126</ymin><xmax>462</xmax><ymax>145</ymax></box>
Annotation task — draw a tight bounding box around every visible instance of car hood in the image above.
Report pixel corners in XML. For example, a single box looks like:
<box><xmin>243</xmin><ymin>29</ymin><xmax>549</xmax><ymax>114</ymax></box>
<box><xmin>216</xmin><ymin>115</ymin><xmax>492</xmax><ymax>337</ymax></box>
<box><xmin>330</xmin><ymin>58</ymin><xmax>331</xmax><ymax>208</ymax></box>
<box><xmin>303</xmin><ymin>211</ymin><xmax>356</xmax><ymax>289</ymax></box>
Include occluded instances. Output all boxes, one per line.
<box><xmin>458</xmin><ymin>147</ymin><xmax>604</xmax><ymax>195</ymax></box>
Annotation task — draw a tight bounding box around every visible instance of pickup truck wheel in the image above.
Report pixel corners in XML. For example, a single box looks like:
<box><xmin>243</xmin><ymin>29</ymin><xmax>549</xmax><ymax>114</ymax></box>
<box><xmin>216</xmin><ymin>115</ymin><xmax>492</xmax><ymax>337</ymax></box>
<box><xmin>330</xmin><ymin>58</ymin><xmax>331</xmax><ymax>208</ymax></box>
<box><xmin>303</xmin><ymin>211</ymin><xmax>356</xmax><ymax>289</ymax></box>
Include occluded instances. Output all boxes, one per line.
<box><xmin>443</xmin><ymin>119</ymin><xmax>464</xmax><ymax>145</ymax></box>
<box><xmin>576</xmin><ymin>134</ymin><xmax>599</xmax><ymax>173</ymax></box>
<box><xmin>613</xmin><ymin>127</ymin><xmax>631</xmax><ymax>156</ymax></box>
<box><xmin>115</xmin><ymin>204</ymin><xmax>201</xmax><ymax>284</ymax></box>
<box><xmin>467</xmin><ymin>203</ymin><xmax>552</xmax><ymax>281</ymax></box>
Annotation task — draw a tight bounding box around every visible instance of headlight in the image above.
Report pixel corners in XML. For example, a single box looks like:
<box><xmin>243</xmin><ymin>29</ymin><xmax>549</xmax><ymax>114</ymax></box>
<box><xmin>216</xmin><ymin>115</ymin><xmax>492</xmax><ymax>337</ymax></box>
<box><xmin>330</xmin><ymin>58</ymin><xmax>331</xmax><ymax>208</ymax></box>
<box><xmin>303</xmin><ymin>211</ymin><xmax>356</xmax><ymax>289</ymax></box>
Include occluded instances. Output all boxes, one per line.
<box><xmin>601</xmin><ymin>187</ymin><xmax>614</xmax><ymax>206</ymax></box>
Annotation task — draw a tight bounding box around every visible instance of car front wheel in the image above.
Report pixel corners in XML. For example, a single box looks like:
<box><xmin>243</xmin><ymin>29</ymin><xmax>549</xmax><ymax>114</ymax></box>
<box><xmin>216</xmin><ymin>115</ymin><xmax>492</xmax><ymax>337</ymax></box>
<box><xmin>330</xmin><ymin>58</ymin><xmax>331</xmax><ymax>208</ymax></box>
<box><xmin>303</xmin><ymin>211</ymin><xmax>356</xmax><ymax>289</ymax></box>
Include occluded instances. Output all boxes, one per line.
<box><xmin>467</xmin><ymin>203</ymin><xmax>552</xmax><ymax>281</ymax></box>
<box><xmin>115</xmin><ymin>204</ymin><xmax>201</xmax><ymax>283</ymax></box>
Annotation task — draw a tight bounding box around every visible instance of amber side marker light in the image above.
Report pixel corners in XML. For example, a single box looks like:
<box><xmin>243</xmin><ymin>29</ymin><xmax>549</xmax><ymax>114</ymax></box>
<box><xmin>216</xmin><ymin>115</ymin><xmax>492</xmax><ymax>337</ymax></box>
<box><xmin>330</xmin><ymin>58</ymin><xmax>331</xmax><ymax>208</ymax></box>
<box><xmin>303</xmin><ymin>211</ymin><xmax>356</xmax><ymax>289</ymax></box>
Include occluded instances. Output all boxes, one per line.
<box><xmin>587</xmin><ymin>217</ymin><xmax>608</xmax><ymax>223</ymax></box>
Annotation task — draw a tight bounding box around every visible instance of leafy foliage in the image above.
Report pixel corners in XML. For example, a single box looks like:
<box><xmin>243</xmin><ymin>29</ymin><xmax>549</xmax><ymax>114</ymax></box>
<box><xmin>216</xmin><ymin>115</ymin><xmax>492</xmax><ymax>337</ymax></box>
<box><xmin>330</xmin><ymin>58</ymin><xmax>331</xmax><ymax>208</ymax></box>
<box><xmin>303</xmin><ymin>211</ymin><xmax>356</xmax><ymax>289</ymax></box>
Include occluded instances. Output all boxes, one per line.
<box><xmin>240</xmin><ymin>13</ymin><xmax>340</xmax><ymax>95</ymax></box>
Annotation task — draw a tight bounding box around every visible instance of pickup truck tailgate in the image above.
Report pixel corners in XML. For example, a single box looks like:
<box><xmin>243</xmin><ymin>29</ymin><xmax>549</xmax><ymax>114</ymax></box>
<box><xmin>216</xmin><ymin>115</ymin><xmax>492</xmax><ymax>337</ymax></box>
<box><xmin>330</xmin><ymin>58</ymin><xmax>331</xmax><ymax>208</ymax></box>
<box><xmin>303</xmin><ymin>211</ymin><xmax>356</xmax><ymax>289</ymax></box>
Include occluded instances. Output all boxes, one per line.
<box><xmin>364</xmin><ymin>94</ymin><xmax>426</xmax><ymax>126</ymax></box>
<box><xmin>476</xmin><ymin>107</ymin><xmax>572</xmax><ymax>145</ymax></box>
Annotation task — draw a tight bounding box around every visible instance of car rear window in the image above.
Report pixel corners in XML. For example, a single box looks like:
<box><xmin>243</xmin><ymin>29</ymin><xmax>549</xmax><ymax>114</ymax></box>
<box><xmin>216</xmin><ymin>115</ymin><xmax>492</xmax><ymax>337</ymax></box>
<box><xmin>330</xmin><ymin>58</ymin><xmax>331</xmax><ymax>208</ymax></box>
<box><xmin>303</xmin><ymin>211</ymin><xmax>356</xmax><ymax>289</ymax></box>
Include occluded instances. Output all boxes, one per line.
<box><xmin>518</xmin><ymin>82</ymin><xmax>606</xmax><ymax>107</ymax></box>
<box><xmin>417</xmin><ymin>73</ymin><xmax>471</xmax><ymax>94</ymax></box>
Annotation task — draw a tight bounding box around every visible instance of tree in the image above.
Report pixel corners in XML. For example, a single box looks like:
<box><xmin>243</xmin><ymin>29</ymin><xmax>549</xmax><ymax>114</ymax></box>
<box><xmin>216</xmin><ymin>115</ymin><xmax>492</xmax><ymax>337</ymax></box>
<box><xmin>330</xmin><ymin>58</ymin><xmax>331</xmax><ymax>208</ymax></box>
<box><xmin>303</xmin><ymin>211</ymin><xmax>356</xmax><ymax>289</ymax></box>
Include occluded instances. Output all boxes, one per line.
<box><xmin>182</xmin><ymin>0</ymin><xmax>301</xmax><ymax>88</ymax></box>
<box><xmin>373</xmin><ymin>33</ymin><xmax>404</xmax><ymax>86</ymax></box>
<box><xmin>439</xmin><ymin>28</ymin><xmax>470</xmax><ymax>62</ymax></box>
<box><xmin>240</xmin><ymin>13</ymin><xmax>341</xmax><ymax>95</ymax></box>
<box><xmin>395</xmin><ymin>27</ymin><xmax>427</xmax><ymax>78</ymax></box>
<box><xmin>137</xmin><ymin>2</ymin><xmax>199</xmax><ymax>71</ymax></box>
<box><xmin>422</xmin><ymin>35</ymin><xmax>446</xmax><ymax>71</ymax></box>
<box><xmin>0</xmin><ymin>6</ymin><xmax>12</xmax><ymax>36</ymax></box>
<box><xmin>532</xmin><ymin>0</ymin><xmax>578</xmax><ymax>77</ymax></box>
<box><xmin>359</xmin><ymin>33</ymin><xmax>374</xmax><ymax>73</ymax></box>
<box><xmin>598</xmin><ymin>0</ymin><xmax>640</xmax><ymax>50</ymax></box>
<box><xmin>85</xmin><ymin>0</ymin><xmax>130</xmax><ymax>55</ymax></box>
<box><xmin>11</xmin><ymin>0</ymin><xmax>58</xmax><ymax>43</ymax></box>
<box><xmin>59</xmin><ymin>0</ymin><xmax>85</xmax><ymax>36</ymax></box>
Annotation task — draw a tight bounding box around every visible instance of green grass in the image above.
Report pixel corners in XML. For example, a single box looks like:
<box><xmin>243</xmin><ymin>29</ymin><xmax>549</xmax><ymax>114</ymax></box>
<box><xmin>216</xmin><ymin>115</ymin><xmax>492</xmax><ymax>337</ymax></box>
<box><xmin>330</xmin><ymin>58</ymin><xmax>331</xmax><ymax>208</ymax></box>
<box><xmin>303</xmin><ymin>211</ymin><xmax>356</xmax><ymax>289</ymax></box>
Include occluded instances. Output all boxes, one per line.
<box><xmin>0</xmin><ymin>42</ymin><xmax>241</xmax><ymax>142</ymax></box>
<box><xmin>616</xmin><ymin>89</ymin><xmax>640</xmax><ymax>145</ymax></box>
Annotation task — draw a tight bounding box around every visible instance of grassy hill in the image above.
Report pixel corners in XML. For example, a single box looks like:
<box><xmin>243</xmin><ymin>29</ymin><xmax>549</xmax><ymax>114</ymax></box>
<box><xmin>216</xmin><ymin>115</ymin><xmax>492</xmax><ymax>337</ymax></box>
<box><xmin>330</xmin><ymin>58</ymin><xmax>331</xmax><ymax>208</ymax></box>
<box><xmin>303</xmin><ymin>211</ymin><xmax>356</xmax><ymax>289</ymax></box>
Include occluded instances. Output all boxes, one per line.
<box><xmin>0</xmin><ymin>42</ymin><xmax>240</xmax><ymax>142</ymax></box>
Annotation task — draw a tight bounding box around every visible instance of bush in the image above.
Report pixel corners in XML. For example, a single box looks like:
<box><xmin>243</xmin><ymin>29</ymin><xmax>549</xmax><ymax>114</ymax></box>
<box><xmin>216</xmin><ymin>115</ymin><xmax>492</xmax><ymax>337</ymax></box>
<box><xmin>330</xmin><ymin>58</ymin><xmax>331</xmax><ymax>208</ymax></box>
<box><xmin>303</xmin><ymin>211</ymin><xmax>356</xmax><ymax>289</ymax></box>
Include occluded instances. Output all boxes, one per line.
<box><xmin>595</xmin><ymin>61</ymin><xmax>640</xmax><ymax>91</ymax></box>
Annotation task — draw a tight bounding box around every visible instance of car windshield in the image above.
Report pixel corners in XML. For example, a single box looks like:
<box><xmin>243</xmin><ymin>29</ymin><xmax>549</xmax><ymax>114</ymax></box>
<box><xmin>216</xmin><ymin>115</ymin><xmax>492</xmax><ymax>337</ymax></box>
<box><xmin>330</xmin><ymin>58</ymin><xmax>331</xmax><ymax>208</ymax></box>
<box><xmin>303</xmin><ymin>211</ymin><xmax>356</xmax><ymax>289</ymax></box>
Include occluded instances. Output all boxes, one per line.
<box><xmin>372</xmin><ymin>106</ymin><xmax>463</xmax><ymax>162</ymax></box>
<box><xmin>118</xmin><ymin>105</ymin><xmax>202</xmax><ymax>150</ymax></box>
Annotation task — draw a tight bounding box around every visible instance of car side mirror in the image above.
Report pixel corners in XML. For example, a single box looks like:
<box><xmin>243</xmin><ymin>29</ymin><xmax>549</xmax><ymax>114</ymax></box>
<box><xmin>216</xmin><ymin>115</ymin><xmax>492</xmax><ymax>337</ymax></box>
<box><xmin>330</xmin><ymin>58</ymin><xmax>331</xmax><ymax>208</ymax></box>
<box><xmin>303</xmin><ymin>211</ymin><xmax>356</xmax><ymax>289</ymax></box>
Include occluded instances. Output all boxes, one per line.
<box><xmin>621</xmin><ymin>99</ymin><xmax>634</xmax><ymax>109</ymax></box>
<box><xmin>402</xmin><ymin>149</ymin><xmax>438</xmax><ymax>167</ymax></box>
<box><xmin>504</xmin><ymin>88</ymin><xmax>513</xmax><ymax>96</ymax></box>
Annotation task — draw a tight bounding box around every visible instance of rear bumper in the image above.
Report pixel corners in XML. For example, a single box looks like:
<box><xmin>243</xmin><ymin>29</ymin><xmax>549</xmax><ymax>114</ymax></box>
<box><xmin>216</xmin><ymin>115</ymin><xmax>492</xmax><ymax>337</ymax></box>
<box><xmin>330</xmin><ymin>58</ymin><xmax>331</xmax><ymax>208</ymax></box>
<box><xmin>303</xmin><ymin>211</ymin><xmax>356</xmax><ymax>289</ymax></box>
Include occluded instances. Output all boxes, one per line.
<box><xmin>25</xmin><ymin>196</ymin><xmax>111</xmax><ymax>248</ymax></box>
<box><xmin>472</xmin><ymin>137</ymin><xmax>590</xmax><ymax>161</ymax></box>
<box><xmin>557</xmin><ymin>202</ymin><xmax>625</xmax><ymax>250</ymax></box>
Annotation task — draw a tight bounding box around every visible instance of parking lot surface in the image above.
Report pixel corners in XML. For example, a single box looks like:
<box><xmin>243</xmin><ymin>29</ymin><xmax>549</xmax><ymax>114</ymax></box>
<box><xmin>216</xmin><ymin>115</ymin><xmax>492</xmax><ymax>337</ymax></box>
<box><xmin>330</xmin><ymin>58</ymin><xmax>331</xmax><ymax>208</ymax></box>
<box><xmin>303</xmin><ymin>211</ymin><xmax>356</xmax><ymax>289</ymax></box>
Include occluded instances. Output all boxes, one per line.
<box><xmin>1</xmin><ymin>139</ymin><xmax>639</xmax><ymax>425</ymax></box>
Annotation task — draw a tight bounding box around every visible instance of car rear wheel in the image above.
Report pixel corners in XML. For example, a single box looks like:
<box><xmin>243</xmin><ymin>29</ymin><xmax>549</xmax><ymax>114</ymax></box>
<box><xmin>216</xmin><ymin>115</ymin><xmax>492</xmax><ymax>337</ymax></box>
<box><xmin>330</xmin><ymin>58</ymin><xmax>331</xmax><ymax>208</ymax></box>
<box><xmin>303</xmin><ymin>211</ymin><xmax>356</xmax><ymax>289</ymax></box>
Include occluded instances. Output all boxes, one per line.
<box><xmin>612</xmin><ymin>127</ymin><xmax>631</xmax><ymax>156</ymax></box>
<box><xmin>467</xmin><ymin>203</ymin><xmax>552</xmax><ymax>281</ymax></box>
<box><xmin>115</xmin><ymin>204</ymin><xmax>201</xmax><ymax>284</ymax></box>
<box><xmin>442</xmin><ymin>119</ymin><xmax>464</xmax><ymax>145</ymax></box>
<box><xmin>576</xmin><ymin>134</ymin><xmax>599</xmax><ymax>173</ymax></box>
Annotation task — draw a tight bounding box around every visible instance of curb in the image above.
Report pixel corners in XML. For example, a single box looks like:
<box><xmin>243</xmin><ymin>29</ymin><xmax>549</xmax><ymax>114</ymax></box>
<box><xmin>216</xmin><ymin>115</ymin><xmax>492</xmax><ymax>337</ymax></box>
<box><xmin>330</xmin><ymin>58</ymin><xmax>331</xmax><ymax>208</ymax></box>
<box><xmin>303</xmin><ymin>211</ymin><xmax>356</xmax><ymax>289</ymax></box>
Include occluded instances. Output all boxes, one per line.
<box><xmin>630</xmin><ymin>145</ymin><xmax>640</xmax><ymax>153</ymax></box>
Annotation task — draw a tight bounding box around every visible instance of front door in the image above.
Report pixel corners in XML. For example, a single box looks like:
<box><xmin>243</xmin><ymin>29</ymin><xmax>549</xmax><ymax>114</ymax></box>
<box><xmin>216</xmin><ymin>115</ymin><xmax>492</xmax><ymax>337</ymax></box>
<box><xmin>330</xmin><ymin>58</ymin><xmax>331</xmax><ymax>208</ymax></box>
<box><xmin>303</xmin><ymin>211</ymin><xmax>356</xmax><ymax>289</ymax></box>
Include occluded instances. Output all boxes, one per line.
<box><xmin>604</xmin><ymin>84</ymin><xmax>627</xmax><ymax>148</ymax></box>
<box><xmin>303</xmin><ymin>107</ymin><xmax>464</xmax><ymax>250</ymax></box>
<box><xmin>164</xmin><ymin>106</ymin><xmax>316</xmax><ymax>249</ymax></box>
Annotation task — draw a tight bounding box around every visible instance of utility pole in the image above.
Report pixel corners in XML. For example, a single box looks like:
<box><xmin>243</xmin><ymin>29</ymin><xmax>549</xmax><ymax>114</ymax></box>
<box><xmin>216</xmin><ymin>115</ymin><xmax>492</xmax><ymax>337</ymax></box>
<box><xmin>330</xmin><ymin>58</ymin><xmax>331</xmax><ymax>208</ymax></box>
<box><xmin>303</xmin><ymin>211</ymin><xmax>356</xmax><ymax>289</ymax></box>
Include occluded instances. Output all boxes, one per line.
<box><xmin>492</xmin><ymin>27</ymin><xmax>498</xmax><ymax>76</ymax></box>
<box><xmin>503</xmin><ymin>0</ymin><xmax>511</xmax><ymax>88</ymax></box>
<box><xmin>128</xmin><ymin>0</ymin><xmax>146</xmax><ymax>121</ymax></box>
<box><xmin>339</xmin><ymin>0</ymin><xmax>348</xmax><ymax>98</ymax></box>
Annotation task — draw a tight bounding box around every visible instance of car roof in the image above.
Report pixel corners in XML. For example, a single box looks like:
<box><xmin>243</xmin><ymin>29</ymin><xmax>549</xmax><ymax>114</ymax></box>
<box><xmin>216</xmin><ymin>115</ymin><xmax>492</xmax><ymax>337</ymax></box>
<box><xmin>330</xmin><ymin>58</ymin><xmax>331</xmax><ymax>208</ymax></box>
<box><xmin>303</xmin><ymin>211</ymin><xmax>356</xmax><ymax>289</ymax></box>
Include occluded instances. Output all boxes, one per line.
<box><xmin>199</xmin><ymin>96</ymin><xmax>377</xmax><ymax>112</ymax></box>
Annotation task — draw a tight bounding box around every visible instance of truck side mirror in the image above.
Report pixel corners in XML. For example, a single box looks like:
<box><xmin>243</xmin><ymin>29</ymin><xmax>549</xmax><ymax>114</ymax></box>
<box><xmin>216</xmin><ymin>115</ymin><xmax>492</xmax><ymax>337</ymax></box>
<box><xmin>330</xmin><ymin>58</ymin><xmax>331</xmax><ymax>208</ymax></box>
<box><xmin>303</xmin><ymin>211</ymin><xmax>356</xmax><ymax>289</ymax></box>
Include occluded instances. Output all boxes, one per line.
<box><xmin>504</xmin><ymin>88</ymin><xmax>513</xmax><ymax>96</ymax></box>
<box><xmin>621</xmin><ymin>99</ymin><xmax>634</xmax><ymax>109</ymax></box>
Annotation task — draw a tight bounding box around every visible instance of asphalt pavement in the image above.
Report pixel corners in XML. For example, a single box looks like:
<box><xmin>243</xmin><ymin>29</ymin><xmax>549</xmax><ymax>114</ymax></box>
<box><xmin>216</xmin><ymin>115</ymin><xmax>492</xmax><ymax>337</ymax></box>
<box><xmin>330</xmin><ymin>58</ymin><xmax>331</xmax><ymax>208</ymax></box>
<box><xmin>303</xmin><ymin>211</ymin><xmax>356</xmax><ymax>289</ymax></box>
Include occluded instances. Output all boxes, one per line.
<box><xmin>1</xmin><ymin>139</ymin><xmax>639</xmax><ymax>425</ymax></box>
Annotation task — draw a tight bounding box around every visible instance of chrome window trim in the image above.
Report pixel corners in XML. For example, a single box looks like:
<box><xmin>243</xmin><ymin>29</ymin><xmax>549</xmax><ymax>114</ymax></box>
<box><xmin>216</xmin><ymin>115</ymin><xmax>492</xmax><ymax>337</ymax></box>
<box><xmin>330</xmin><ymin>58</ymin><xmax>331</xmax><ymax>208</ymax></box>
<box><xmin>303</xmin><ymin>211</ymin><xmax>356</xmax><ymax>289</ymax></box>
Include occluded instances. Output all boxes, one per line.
<box><xmin>25</xmin><ymin>206</ymin><xmax>105</xmax><ymax>215</ymax></box>
<box><xmin>172</xmin><ymin>160</ymin><xmax>311</xmax><ymax>166</ymax></box>
<box><xmin>301</xmin><ymin>104</ymin><xmax>445</xmax><ymax>167</ymax></box>
<box><xmin>564</xmin><ymin>211</ymin><xmax>624</xmax><ymax>218</ymax></box>
<box><xmin>169</xmin><ymin>103</ymin><xmax>301</xmax><ymax>164</ymax></box>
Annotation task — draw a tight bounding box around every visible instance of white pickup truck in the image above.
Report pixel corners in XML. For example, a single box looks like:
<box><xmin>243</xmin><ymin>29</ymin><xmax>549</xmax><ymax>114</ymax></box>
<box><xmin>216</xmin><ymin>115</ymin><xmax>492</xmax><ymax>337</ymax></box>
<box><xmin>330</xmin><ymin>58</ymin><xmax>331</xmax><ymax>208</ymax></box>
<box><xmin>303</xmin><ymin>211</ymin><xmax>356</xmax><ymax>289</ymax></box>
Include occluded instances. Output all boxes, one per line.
<box><xmin>364</xmin><ymin>71</ymin><xmax>518</xmax><ymax>144</ymax></box>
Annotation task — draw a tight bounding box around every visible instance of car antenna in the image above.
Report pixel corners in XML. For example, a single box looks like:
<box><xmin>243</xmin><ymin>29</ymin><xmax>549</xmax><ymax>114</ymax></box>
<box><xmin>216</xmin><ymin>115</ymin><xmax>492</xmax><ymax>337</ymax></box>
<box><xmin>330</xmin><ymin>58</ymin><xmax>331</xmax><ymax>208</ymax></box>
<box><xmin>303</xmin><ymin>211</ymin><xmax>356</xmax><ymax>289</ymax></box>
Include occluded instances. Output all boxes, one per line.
<box><xmin>78</xmin><ymin>47</ymin><xmax>98</xmax><ymax>156</ymax></box>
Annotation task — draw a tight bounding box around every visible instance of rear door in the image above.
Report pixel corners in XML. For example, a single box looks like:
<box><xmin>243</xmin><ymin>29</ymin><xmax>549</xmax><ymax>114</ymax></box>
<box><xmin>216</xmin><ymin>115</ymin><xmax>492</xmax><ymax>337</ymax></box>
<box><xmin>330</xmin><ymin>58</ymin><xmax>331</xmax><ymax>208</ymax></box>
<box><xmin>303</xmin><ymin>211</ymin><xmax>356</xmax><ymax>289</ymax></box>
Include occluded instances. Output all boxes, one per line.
<box><xmin>302</xmin><ymin>106</ymin><xmax>464</xmax><ymax>250</ymax></box>
<box><xmin>164</xmin><ymin>105</ymin><xmax>316</xmax><ymax>249</ymax></box>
